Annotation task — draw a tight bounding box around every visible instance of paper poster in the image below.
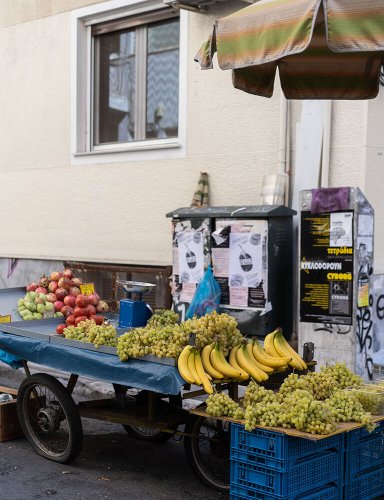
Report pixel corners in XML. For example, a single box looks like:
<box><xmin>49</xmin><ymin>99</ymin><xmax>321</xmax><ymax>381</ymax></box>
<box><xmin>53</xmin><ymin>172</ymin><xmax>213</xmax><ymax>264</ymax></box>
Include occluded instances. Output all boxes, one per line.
<box><xmin>177</xmin><ymin>231</ymin><xmax>204</xmax><ymax>284</ymax></box>
<box><xmin>358</xmin><ymin>214</ymin><xmax>374</xmax><ymax>236</ymax></box>
<box><xmin>329</xmin><ymin>212</ymin><xmax>353</xmax><ymax>247</ymax></box>
<box><xmin>212</xmin><ymin>248</ymin><xmax>229</xmax><ymax>277</ymax></box>
<box><xmin>229</xmin><ymin>232</ymin><xmax>263</xmax><ymax>288</ymax></box>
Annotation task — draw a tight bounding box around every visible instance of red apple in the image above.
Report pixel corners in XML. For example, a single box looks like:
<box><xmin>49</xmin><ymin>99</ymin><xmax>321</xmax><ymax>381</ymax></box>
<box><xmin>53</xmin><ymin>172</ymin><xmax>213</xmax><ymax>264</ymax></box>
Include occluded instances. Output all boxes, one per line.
<box><xmin>56</xmin><ymin>324</ymin><xmax>66</xmax><ymax>335</ymax></box>
<box><xmin>61</xmin><ymin>305</ymin><xmax>74</xmax><ymax>317</ymax></box>
<box><xmin>55</xmin><ymin>288</ymin><xmax>68</xmax><ymax>301</ymax></box>
<box><xmin>48</xmin><ymin>281</ymin><xmax>58</xmax><ymax>293</ymax></box>
<box><xmin>35</xmin><ymin>286</ymin><xmax>48</xmax><ymax>295</ymax></box>
<box><xmin>96</xmin><ymin>300</ymin><xmax>109</xmax><ymax>313</ymax></box>
<box><xmin>54</xmin><ymin>300</ymin><xmax>64</xmax><ymax>312</ymax></box>
<box><xmin>66</xmin><ymin>315</ymin><xmax>76</xmax><ymax>326</ymax></box>
<box><xmin>75</xmin><ymin>294</ymin><xmax>88</xmax><ymax>308</ymax></box>
<box><xmin>69</xmin><ymin>286</ymin><xmax>81</xmax><ymax>296</ymax></box>
<box><xmin>75</xmin><ymin>316</ymin><xmax>87</xmax><ymax>325</ymax></box>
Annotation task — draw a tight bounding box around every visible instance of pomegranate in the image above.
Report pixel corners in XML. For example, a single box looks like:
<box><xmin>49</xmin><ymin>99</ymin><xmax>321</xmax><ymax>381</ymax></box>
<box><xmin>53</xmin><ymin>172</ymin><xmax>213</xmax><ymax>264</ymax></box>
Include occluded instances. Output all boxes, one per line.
<box><xmin>64</xmin><ymin>295</ymin><xmax>76</xmax><ymax>308</ymax></box>
<box><xmin>75</xmin><ymin>316</ymin><xmax>87</xmax><ymax>325</ymax></box>
<box><xmin>58</xmin><ymin>277</ymin><xmax>71</xmax><ymax>290</ymax></box>
<box><xmin>38</xmin><ymin>276</ymin><xmax>49</xmax><ymax>288</ymax></box>
<box><xmin>66</xmin><ymin>315</ymin><xmax>76</xmax><ymax>326</ymax></box>
<box><xmin>46</xmin><ymin>293</ymin><xmax>57</xmax><ymax>303</ymax></box>
<box><xmin>87</xmin><ymin>293</ymin><xmax>100</xmax><ymax>306</ymax></box>
<box><xmin>75</xmin><ymin>294</ymin><xmax>88</xmax><ymax>308</ymax></box>
<box><xmin>86</xmin><ymin>304</ymin><xmax>97</xmax><ymax>316</ymax></box>
<box><xmin>55</xmin><ymin>288</ymin><xmax>68</xmax><ymax>301</ymax></box>
<box><xmin>70</xmin><ymin>277</ymin><xmax>82</xmax><ymax>287</ymax></box>
<box><xmin>48</xmin><ymin>281</ymin><xmax>59</xmax><ymax>293</ymax></box>
<box><xmin>50</xmin><ymin>271</ymin><xmax>61</xmax><ymax>282</ymax></box>
<box><xmin>56</xmin><ymin>324</ymin><xmax>66</xmax><ymax>335</ymax></box>
<box><xmin>74</xmin><ymin>306</ymin><xmax>87</xmax><ymax>317</ymax></box>
<box><xmin>96</xmin><ymin>300</ymin><xmax>109</xmax><ymax>313</ymax></box>
<box><xmin>26</xmin><ymin>282</ymin><xmax>38</xmax><ymax>292</ymax></box>
<box><xmin>35</xmin><ymin>286</ymin><xmax>48</xmax><ymax>295</ymax></box>
<box><xmin>62</xmin><ymin>268</ymin><xmax>74</xmax><ymax>280</ymax></box>
<box><xmin>54</xmin><ymin>300</ymin><xmax>64</xmax><ymax>312</ymax></box>
<box><xmin>69</xmin><ymin>286</ymin><xmax>81</xmax><ymax>296</ymax></box>
<box><xmin>90</xmin><ymin>315</ymin><xmax>104</xmax><ymax>325</ymax></box>
<box><xmin>61</xmin><ymin>305</ymin><xmax>74</xmax><ymax>317</ymax></box>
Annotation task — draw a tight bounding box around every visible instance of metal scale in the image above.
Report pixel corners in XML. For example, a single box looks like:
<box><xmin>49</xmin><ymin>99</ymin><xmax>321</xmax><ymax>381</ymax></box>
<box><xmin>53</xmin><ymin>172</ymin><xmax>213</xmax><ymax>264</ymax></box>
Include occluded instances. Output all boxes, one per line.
<box><xmin>116</xmin><ymin>280</ymin><xmax>156</xmax><ymax>329</ymax></box>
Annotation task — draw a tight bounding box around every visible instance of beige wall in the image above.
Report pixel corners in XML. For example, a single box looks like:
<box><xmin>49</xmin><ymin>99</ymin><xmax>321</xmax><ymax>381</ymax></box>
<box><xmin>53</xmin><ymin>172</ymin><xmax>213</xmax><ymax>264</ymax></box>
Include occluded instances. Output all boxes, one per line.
<box><xmin>0</xmin><ymin>1</ymin><xmax>381</xmax><ymax>268</ymax></box>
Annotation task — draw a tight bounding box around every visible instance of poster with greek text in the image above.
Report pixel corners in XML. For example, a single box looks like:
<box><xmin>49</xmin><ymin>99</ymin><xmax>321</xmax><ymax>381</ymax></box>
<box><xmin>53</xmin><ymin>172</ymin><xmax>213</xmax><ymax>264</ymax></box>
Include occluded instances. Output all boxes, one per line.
<box><xmin>300</xmin><ymin>211</ymin><xmax>354</xmax><ymax>324</ymax></box>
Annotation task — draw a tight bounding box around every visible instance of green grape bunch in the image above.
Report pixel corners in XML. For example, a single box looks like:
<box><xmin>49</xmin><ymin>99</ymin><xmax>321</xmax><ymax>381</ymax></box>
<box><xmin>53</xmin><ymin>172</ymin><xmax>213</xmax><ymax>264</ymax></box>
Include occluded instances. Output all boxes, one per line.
<box><xmin>182</xmin><ymin>311</ymin><xmax>243</xmax><ymax>355</ymax></box>
<box><xmin>206</xmin><ymin>393</ymin><xmax>244</xmax><ymax>419</ymax></box>
<box><xmin>64</xmin><ymin>319</ymin><xmax>118</xmax><ymax>348</ymax></box>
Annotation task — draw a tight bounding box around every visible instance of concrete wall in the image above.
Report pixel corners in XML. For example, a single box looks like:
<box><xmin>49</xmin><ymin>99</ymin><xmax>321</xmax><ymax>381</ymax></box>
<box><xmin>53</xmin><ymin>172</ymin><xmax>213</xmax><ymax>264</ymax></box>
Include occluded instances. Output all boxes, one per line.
<box><xmin>0</xmin><ymin>0</ymin><xmax>381</xmax><ymax>269</ymax></box>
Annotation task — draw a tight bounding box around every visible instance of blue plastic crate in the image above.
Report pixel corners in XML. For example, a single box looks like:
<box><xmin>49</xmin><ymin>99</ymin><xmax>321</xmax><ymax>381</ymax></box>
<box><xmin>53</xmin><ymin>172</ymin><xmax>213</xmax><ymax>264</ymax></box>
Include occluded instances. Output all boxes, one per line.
<box><xmin>344</xmin><ymin>465</ymin><xmax>384</xmax><ymax>500</ymax></box>
<box><xmin>344</xmin><ymin>432</ymin><xmax>384</xmax><ymax>482</ymax></box>
<box><xmin>230</xmin><ymin>450</ymin><xmax>342</xmax><ymax>498</ymax></box>
<box><xmin>231</xmin><ymin>423</ymin><xmax>343</xmax><ymax>471</ymax></box>
<box><xmin>230</xmin><ymin>482</ymin><xmax>341</xmax><ymax>500</ymax></box>
<box><xmin>345</xmin><ymin>420</ymin><xmax>384</xmax><ymax>447</ymax></box>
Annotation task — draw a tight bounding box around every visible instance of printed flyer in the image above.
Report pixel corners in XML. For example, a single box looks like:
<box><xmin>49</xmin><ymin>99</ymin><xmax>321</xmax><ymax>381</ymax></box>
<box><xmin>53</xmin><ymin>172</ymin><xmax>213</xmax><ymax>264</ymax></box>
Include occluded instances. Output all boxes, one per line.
<box><xmin>300</xmin><ymin>211</ymin><xmax>354</xmax><ymax>324</ymax></box>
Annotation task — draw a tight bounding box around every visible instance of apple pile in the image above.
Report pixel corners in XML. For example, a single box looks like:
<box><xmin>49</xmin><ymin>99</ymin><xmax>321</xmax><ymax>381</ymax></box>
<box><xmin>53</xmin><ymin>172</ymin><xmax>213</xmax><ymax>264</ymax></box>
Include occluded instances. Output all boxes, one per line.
<box><xmin>24</xmin><ymin>268</ymin><xmax>110</xmax><ymax>332</ymax></box>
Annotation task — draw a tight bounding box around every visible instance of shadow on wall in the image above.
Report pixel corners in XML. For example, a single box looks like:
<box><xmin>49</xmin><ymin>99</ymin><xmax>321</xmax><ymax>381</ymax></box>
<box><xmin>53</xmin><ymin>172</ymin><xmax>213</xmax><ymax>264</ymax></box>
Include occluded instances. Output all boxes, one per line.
<box><xmin>0</xmin><ymin>258</ymin><xmax>64</xmax><ymax>289</ymax></box>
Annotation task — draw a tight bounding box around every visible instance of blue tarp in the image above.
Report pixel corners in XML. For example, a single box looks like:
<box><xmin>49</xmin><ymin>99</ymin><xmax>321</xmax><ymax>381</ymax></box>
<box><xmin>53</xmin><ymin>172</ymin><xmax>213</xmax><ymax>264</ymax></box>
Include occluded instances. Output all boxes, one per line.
<box><xmin>0</xmin><ymin>332</ymin><xmax>185</xmax><ymax>395</ymax></box>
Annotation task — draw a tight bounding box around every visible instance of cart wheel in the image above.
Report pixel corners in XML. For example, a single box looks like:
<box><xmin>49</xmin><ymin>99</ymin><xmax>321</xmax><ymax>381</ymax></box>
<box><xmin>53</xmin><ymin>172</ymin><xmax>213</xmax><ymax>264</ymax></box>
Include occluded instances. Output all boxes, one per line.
<box><xmin>184</xmin><ymin>415</ymin><xmax>230</xmax><ymax>493</ymax></box>
<box><xmin>17</xmin><ymin>373</ymin><xmax>83</xmax><ymax>464</ymax></box>
<box><xmin>122</xmin><ymin>390</ymin><xmax>181</xmax><ymax>442</ymax></box>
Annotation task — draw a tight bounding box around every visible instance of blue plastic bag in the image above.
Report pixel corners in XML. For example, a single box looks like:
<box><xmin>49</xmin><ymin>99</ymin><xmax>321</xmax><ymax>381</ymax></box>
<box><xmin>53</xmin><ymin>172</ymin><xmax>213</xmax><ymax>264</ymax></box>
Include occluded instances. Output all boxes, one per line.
<box><xmin>185</xmin><ymin>266</ymin><xmax>221</xmax><ymax>319</ymax></box>
<box><xmin>0</xmin><ymin>349</ymin><xmax>22</xmax><ymax>369</ymax></box>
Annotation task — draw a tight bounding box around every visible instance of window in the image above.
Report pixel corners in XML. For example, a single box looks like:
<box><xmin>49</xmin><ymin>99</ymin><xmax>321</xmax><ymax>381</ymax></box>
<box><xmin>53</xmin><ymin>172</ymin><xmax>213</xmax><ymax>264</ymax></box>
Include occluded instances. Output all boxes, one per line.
<box><xmin>71</xmin><ymin>1</ymin><xmax>187</xmax><ymax>163</ymax></box>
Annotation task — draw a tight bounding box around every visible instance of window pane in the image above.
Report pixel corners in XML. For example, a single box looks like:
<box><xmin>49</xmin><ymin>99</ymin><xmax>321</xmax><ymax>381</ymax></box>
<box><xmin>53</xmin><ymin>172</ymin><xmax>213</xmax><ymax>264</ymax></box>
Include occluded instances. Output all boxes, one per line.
<box><xmin>95</xmin><ymin>30</ymin><xmax>136</xmax><ymax>145</ymax></box>
<box><xmin>146</xmin><ymin>19</ymin><xmax>179</xmax><ymax>140</ymax></box>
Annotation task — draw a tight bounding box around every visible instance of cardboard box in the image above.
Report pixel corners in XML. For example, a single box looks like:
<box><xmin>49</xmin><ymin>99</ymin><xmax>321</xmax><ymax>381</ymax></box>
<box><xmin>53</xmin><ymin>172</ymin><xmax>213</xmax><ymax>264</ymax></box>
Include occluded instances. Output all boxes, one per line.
<box><xmin>0</xmin><ymin>386</ymin><xmax>23</xmax><ymax>442</ymax></box>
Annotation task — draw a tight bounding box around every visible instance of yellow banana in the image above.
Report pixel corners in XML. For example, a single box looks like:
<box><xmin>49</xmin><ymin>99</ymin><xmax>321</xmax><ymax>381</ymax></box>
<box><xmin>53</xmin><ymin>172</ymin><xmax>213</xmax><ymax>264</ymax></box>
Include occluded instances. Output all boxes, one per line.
<box><xmin>273</xmin><ymin>331</ymin><xmax>307</xmax><ymax>371</ymax></box>
<box><xmin>201</xmin><ymin>343</ymin><xmax>224</xmax><ymax>379</ymax></box>
<box><xmin>177</xmin><ymin>345</ymin><xmax>195</xmax><ymax>384</ymax></box>
<box><xmin>236</xmin><ymin>344</ymin><xmax>268</xmax><ymax>382</ymax></box>
<box><xmin>194</xmin><ymin>350</ymin><xmax>213</xmax><ymax>394</ymax></box>
<box><xmin>228</xmin><ymin>345</ymin><xmax>250</xmax><ymax>381</ymax></box>
<box><xmin>252</xmin><ymin>338</ymin><xmax>291</xmax><ymax>368</ymax></box>
<box><xmin>246</xmin><ymin>341</ymin><xmax>274</xmax><ymax>374</ymax></box>
<box><xmin>188</xmin><ymin>348</ymin><xmax>202</xmax><ymax>384</ymax></box>
<box><xmin>264</xmin><ymin>328</ymin><xmax>283</xmax><ymax>358</ymax></box>
<box><xmin>210</xmin><ymin>343</ymin><xmax>241</xmax><ymax>379</ymax></box>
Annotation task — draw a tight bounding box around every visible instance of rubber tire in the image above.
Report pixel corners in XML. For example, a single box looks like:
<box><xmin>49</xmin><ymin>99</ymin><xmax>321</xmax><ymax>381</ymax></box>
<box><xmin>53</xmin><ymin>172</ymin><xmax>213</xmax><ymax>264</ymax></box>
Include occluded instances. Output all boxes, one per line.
<box><xmin>184</xmin><ymin>415</ymin><xmax>230</xmax><ymax>493</ymax></box>
<box><xmin>17</xmin><ymin>373</ymin><xmax>83</xmax><ymax>464</ymax></box>
<box><xmin>123</xmin><ymin>391</ymin><xmax>181</xmax><ymax>442</ymax></box>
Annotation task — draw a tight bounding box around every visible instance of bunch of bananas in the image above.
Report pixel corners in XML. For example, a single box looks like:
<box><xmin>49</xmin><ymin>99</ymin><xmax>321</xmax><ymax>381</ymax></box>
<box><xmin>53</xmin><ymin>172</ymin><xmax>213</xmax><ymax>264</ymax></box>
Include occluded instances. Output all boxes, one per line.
<box><xmin>264</xmin><ymin>327</ymin><xmax>307</xmax><ymax>371</ymax></box>
<box><xmin>177</xmin><ymin>328</ymin><xmax>307</xmax><ymax>394</ymax></box>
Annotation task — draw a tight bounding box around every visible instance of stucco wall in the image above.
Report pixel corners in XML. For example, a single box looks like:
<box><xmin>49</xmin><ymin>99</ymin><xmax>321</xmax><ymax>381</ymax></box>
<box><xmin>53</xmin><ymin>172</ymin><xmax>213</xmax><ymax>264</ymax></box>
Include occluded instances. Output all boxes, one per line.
<box><xmin>0</xmin><ymin>0</ymin><xmax>379</xmax><ymax>267</ymax></box>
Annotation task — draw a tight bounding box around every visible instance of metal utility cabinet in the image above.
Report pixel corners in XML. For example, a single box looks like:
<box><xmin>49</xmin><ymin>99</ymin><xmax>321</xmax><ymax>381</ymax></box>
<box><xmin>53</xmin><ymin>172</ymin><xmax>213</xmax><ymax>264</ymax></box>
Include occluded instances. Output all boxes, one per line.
<box><xmin>166</xmin><ymin>205</ymin><xmax>296</xmax><ymax>338</ymax></box>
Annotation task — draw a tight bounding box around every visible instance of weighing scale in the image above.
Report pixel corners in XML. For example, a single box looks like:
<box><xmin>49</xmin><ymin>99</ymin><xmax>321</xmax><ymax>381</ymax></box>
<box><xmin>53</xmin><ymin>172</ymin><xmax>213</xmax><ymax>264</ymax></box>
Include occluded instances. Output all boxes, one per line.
<box><xmin>116</xmin><ymin>280</ymin><xmax>156</xmax><ymax>329</ymax></box>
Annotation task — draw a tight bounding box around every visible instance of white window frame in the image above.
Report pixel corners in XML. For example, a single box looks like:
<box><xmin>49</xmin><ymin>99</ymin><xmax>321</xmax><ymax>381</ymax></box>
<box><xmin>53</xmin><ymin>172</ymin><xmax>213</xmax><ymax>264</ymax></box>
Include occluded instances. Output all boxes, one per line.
<box><xmin>71</xmin><ymin>0</ymin><xmax>187</xmax><ymax>164</ymax></box>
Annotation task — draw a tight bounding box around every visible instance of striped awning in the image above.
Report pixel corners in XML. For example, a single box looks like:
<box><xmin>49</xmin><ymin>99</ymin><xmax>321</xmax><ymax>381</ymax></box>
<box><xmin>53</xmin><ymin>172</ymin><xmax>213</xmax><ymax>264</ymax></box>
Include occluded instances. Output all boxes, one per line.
<box><xmin>195</xmin><ymin>0</ymin><xmax>384</xmax><ymax>99</ymax></box>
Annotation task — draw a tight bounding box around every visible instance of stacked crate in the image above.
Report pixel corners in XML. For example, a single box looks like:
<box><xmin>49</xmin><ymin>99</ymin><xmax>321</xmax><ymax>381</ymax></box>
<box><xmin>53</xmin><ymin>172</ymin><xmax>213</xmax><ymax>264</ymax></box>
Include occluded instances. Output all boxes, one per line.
<box><xmin>343</xmin><ymin>420</ymin><xmax>384</xmax><ymax>500</ymax></box>
<box><xmin>230</xmin><ymin>423</ymin><xmax>343</xmax><ymax>499</ymax></box>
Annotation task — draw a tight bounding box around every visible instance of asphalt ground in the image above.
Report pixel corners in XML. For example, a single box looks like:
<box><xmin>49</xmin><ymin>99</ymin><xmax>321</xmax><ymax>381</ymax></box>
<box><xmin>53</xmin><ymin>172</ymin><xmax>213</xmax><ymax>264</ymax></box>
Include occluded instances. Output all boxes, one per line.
<box><xmin>0</xmin><ymin>417</ymin><xmax>227</xmax><ymax>500</ymax></box>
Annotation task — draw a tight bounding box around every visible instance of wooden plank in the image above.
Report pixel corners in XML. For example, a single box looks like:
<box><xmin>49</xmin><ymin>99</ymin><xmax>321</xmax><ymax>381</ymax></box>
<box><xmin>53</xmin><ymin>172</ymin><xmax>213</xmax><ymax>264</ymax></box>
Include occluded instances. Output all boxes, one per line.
<box><xmin>190</xmin><ymin>406</ymin><xmax>384</xmax><ymax>441</ymax></box>
<box><xmin>0</xmin><ymin>386</ymin><xmax>18</xmax><ymax>396</ymax></box>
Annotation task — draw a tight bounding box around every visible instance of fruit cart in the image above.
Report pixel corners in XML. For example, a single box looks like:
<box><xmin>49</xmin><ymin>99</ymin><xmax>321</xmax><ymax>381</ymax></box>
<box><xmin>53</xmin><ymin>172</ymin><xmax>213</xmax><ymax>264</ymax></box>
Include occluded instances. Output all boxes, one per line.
<box><xmin>0</xmin><ymin>316</ymin><xmax>237</xmax><ymax>493</ymax></box>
